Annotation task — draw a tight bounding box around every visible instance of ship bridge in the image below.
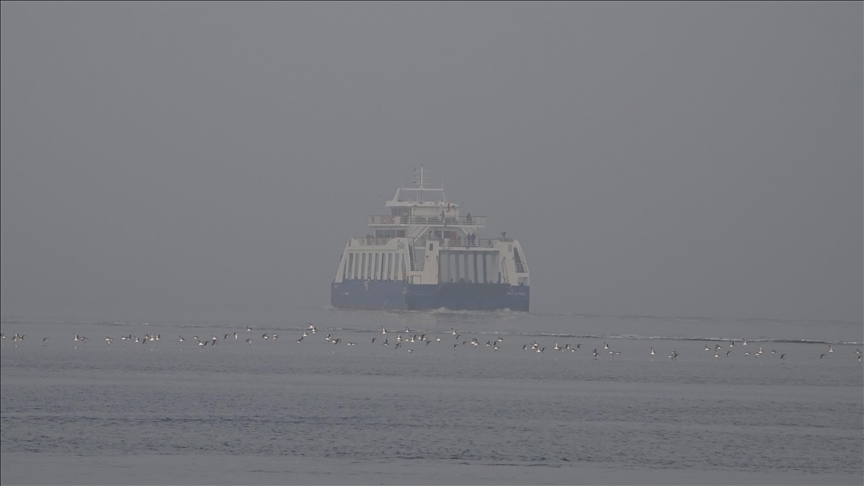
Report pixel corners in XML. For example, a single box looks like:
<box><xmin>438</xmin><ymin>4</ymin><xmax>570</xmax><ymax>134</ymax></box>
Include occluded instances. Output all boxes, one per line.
<box><xmin>365</xmin><ymin>167</ymin><xmax>485</xmax><ymax>242</ymax></box>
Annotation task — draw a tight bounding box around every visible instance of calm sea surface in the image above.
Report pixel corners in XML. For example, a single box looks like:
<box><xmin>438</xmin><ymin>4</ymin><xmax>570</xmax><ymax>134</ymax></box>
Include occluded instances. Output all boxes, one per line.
<box><xmin>2</xmin><ymin>309</ymin><xmax>862</xmax><ymax>484</ymax></box>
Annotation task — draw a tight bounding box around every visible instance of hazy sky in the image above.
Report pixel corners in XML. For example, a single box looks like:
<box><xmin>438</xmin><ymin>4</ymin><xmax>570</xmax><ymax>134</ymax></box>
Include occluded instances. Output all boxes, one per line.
<box><xmin>2</xmin><ymin>2</ymin><xmax>861</xmax><ymax>323</ymax></box>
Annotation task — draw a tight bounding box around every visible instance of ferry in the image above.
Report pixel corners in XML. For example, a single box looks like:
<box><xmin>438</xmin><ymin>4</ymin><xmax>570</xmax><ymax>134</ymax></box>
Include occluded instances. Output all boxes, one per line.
<box><xmin>331</xmin><ymin>167</ymin><xmax>529</xmax><ymax>311</ymax></box>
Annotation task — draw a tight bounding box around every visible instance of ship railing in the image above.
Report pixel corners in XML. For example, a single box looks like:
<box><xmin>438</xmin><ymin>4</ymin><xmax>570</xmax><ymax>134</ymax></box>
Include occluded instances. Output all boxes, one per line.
<box><xmin>352</xmin><ymin>237</ymin><xmax>397</xmax><ymax>247</ymax></box>
<box><xmin>437</xmin><ymin>238</ymin><xmax>497</xmax><ymax>249</ymax></box>
<box><xmin>410</xmin><ymin>262</ymin><xmax>424</xmax><ymax>271</ymax></box>
<box><xmin>368</xmin><ymin>215</ymin><xmax>486</xmax><ymax>226</ymax></box>
<box><xmin>352</xmin><ymin>236</ymin><xmax>499</xmax><ymax>249</ymax></box>
<box><xmin>515</xmin><ymin>262</ymin><xmax>527</xmax><ymax>273</ymax></box>
<box><xmin>412</xmin><ymin>238</ymin><xmax>497</xmax><ymax>249</ymax></box>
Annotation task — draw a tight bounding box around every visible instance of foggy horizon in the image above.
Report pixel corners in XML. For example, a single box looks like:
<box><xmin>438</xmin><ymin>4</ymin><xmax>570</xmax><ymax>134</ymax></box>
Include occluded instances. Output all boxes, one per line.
<box><xmin>2</xmin><ymin>3</ymin><xmax>862</xmax><ymax>324</ymax></box>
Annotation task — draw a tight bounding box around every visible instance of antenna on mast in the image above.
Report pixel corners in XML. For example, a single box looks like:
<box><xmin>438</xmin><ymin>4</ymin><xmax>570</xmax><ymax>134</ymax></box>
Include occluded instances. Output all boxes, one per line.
<box><xmin>418</xmin><ymin>164</ymin><xmax>424</xmax><ymax>203</ymax></box>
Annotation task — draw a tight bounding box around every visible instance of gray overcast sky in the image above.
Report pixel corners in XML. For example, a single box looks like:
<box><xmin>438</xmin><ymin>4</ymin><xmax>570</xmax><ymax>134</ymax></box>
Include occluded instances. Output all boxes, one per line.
<box><xmin>1</xmin><ymin>2</ymin><xmax>861</xmax><ymax>323</ymax></box>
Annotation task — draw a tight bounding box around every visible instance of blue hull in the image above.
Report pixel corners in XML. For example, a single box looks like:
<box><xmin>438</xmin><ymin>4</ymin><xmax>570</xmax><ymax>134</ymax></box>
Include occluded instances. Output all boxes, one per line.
<box><xmin>331</xmin><ymin>280</ymin><xmax>529</xmax><ymax>311</ymax></box>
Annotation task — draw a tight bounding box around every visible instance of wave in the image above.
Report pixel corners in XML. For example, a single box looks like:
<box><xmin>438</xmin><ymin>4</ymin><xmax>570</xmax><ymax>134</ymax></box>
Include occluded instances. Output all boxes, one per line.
<box><xmin>499</xmin><ymin>331</ymin><xmax>862</xmax><ymax>346</ymax></box>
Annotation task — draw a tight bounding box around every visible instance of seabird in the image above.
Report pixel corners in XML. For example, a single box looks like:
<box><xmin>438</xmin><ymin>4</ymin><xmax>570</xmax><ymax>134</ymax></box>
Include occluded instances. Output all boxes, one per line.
<box><xmin>650</xmin><ymin>347</ymin><xmax>655</xmax><ymax>355</ymax></box>
<box><xmin>246</xmin><ymin>338</ymin><xmax>252</xmax><ymax>344</ymax></box>
<box><xmin>371</xmin><ymin>337</ymin><xmax>376</xmax><ymax>343</ymax></box>
<box><xmin>247</xmin><ymin>326</ymin><xmax>252</xmax><ymax>332</ymax></box>
<box><xmin>179</xmin><ymin>336</ymin><xmax>185</xmax><ymax>342</ymax></box>
<box><xmin>43</xmin><ymin>337</ymin><xmax>49</xmax><ymax>343</ymax></box>
<box><xmin>382</xmin><ymin>327</ymin><xmax>387</xmax><ymax>334</ymax></box>
<box><xmin>780</xmin><ymin>354</ymin><xmax>785</xmax><ymax>359</ymax></box>
<box><xmin>828</xmin><ymin>345</ymin><xmax>834</xmax><ymax>353</ymax></box>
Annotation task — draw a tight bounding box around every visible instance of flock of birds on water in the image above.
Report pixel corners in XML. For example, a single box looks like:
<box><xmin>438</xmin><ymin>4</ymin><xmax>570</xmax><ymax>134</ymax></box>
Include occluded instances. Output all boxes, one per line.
<box><xmin>1</xmin><ymin>325</ymin><xmax>861</xmax><ymax>363</ymax></box>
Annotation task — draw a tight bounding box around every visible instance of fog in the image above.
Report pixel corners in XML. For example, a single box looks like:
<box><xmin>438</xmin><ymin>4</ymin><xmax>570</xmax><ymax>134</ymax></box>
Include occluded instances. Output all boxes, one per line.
<box><xmin>2</xmin><ymin>3</ymin><xmax>861</xmax><ymax>323</ymax></box>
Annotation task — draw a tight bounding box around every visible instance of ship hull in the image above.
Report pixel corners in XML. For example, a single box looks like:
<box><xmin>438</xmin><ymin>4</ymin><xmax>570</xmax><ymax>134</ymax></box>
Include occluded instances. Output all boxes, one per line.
<box><xmin>331</xmin><ymin>281</ymin><xmax>529</xmax><ymax>311</ymax></box>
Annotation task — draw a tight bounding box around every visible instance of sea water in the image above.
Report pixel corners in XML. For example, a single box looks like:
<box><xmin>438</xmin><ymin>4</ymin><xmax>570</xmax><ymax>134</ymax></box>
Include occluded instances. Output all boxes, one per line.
<box><xmin>1</xmin><ymin>309</ymin><xmax>862</xmax><ymax>485</ymax></box>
